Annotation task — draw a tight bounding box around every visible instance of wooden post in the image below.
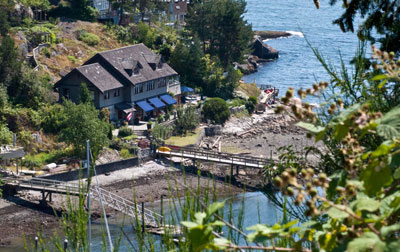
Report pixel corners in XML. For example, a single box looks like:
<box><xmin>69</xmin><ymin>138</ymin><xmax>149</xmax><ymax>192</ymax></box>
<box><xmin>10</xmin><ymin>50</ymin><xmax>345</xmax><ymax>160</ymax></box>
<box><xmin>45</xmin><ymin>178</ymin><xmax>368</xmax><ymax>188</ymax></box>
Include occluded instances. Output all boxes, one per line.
<box><xmin>64</xmin><ymin>239</ymin><xmax>68</xmax><ymax>251</ymax></box>
<box><xmin>160</xmin><ymin>195</ymin><xmax>163</xmax><ymax>225</ymax></box>
<box><xmin>230</xmin><ymin>164</ymin><xmax>233</xmax><ymax>180</ymax></box>
<box><xmin>141</xmin><ymin>202</ymin><xmax>145</xmax><ymax>234</ymax></box>
<box><xmin>236</xmin><ymin>165</ymin><xmax>239</xmax><ymax>176</ymax></box>
<box><xmin>35</xmin><ymin>236</ymin><xmax>38</xmax><ymax>251</ymax></box>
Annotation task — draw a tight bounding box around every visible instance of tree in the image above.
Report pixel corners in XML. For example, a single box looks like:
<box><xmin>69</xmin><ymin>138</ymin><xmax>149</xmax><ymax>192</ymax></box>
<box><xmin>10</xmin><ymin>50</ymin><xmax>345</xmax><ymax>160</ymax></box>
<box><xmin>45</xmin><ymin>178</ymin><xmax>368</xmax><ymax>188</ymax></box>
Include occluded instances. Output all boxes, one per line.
<box><xmin>134</xmin><ymin>0</ymin><xmax>154</xmax><ymax>23</ymax></box>
<box><xmin>110</xmin><ymin>0</ymin><xmax>134</xmax><ymax>25</ymax></box>
<box><xmin>78</xmin><ymin>82</ymin><xmax>92</xmax><ymax>104</ymax></box>
<box><xmin>245</xmin><ymin>96</ymin><xmax>257</xmax><ymax>114</ymax></box>
<box><xmin>325</xmin><ymin>0</ymin><xmax>400</xmax><ymax>53</ymax></box>
<box><xmin>175</xmin><ymin>105</ymin><xmax>199</xmax><ymax>135</ymax></box>
<box><xmin>202</xmin><ymin>98</ymin><xmax>231</xmax><ymax>125</ymax></box>
<box><xmin>70</xmin><ymin>0</ymin><xmax>98</xmax><ymax>21</ymax></box>
<box><xmin>187</xmin><ymin>0</ymin><xmax>253</xmax><ymax>67</ymax></box>
<box><xmin>0</xmin><ymin>123</ymin><xmax>13</xmax><ymax>145</ymax></box>
<box><xmin>59</xmin><ymin>101</ymin><xmax>109</xmax><ymax>156</ymax></box>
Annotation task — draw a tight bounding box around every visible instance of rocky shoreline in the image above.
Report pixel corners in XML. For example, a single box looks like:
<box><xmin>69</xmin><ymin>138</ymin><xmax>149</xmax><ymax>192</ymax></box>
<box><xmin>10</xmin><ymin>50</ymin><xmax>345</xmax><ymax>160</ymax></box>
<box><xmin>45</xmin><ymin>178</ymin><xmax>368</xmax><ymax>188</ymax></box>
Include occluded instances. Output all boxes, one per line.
<box><xmin>238</xmin><ymin>30</ymin><xmax>290</xmax><ymax>75</ymax></box>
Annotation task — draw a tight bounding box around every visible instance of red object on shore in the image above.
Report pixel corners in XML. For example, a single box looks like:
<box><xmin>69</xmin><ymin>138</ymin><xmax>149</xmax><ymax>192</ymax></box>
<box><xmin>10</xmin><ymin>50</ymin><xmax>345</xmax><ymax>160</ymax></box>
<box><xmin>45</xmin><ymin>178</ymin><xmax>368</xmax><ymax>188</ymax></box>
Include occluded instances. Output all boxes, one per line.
<box><xmin>126</xmin><ymin>112</ymin><xmax>133</xmax><ymax>121</ymax></box>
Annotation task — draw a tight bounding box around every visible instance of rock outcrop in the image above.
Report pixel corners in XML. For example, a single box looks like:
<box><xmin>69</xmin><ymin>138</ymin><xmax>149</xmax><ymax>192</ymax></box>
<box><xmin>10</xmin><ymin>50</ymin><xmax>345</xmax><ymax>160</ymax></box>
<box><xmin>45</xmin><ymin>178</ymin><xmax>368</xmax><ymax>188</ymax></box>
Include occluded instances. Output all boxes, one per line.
<box><xmin>251</xmin><ymin>38</ymin><xmax>279</xmax><ymax>60</ymax></box>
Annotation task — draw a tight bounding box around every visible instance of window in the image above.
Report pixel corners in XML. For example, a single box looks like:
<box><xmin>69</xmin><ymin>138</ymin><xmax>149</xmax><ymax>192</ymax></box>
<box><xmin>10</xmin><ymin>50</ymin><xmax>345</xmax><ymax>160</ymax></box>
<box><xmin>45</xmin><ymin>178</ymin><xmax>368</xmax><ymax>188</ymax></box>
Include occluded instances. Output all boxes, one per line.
<box><xmin>63</xmin><ymin>88</ymin><xmax>70</xmax><ymax>99</ymax></box>
<box><xmin>146</xmin><ymin>81</ymin><xmax>155</xmax><ymax>91</ymax></box>
<box><xmin>134</xmin><ymin>84</ymin><xmax>143</xmax><ymax>94</ymax></box>
<box><xmin>158</xmin><ymin>78</ymin><xmax>167</xmax><ymax>88</ymax></box>
<box><xmin>104</xmin><ymin>91</ymin><xmax>110</xmax><ymax>100</ymax></box>
<box><xmin>90</xmin><ymin>91</ymin><xmax>95</xmax><ymax>101</ymax></box>
<box><xmin>114</xmin><ymin>88</ymin><xmax>120</xmax><ymax>97</ymax></box>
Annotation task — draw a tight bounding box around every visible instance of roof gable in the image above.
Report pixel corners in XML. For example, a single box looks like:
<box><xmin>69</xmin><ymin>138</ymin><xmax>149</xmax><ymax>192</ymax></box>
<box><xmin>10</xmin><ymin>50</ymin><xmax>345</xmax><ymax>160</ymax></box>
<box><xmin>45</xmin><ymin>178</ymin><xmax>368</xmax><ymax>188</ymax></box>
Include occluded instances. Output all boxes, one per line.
<box><xmin>97</xmin><ymin>44</ymin><xmax>177</xmax><ymax>85</ymax></box>
<box><xmin>76</xmin><ymin>63</ymin><xmax>123</xmax><ymax>93</ymax></box>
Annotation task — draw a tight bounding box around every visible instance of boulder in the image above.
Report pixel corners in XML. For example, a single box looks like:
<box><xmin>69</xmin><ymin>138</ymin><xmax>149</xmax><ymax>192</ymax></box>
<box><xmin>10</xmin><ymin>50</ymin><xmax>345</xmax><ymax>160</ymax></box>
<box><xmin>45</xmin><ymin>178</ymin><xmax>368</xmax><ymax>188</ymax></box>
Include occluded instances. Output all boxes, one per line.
<box><xmin>251</xmin><ymin>38</ymin><xmax>279</xmax><ymax>60</ymax></box>
<box><xmin>12</xmin><ymin>4</ymin><xmax>34</xmax><ymax>21</ymax></box>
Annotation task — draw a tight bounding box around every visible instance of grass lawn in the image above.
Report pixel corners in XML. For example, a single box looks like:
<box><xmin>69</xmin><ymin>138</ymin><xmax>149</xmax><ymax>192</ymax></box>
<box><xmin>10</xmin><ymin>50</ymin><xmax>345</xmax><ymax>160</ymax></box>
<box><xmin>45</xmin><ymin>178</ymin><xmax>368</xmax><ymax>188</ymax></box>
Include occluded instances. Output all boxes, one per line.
<box><xmin>165</xmin><ymin>128</ymin><xmax>201</xmax><ymax>147</ymax></box>
<box><xmin>237</xmin><ymin>82</ymin><xmax>261</xmax><ymax>98</ymax></box>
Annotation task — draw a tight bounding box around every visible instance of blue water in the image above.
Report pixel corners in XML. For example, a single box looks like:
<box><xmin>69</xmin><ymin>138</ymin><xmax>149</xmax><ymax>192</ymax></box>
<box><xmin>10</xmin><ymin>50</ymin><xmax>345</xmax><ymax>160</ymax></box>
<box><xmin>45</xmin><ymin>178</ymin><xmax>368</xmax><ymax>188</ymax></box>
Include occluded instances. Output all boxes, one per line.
<box><xmin>242</xmin><ymin>0</ymin><xmax>367</xmax><ymax>99</ymax></box>
<box><xmin>89</xmin><ymin>192</ymin><xmax>282</xmax><ymax>251</ymax></box>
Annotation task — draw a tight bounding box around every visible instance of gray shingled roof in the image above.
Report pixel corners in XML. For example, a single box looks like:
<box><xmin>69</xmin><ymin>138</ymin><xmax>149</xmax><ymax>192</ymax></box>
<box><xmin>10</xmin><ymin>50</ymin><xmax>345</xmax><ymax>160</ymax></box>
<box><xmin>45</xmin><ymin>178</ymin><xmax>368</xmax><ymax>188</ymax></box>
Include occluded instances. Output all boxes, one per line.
<box><xmin>76</xmin><ymin>63</ymin><xmax>123</xmax><ymax>93</ymax></box>
<box><xmin>98</xmin><ymin>44</ymin><xmax>177</xmax><ymax>85</ymax></box>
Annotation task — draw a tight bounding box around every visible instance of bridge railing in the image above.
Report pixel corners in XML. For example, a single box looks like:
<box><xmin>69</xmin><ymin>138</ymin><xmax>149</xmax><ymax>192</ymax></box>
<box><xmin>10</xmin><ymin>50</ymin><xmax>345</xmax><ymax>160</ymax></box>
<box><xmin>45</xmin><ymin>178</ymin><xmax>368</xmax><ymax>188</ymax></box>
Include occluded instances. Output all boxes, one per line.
<box><xmin>91</xmin><ymin>186</ymin><xmax>162</xmax><ymax>226</ymax></box>
<box><xmin>17</xmin><ymin>177</ymin><xmax>82</xmax><ymax>194</ymax></box>
<box><xmin>163</xmin><ymin>145</ymin><xmax>270</xmax><ymax>168</ymax></box>
<box><xmin>14</xmin><ymin>177</ymin><xmax>162</xmax><ymax>227</ymax></box>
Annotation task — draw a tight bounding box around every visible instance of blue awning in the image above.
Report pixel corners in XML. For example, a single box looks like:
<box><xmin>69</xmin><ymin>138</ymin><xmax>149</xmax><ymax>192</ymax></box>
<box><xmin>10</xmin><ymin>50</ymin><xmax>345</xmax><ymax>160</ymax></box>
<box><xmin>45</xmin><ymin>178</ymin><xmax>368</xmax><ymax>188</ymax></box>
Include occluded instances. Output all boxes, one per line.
<box><xmin>160</xmin><ymin>94</ymin><xmax>177</xmax><ymax>105</ymax></box>
<box><xmin>148</xmin><ymin>97</ymin><xmax>166</xmax><ymax>109</ymax></box>
<box><xmin>136</xmin><ymin>100</ymin><xmax>154</xmax><ymax>112</ymax></box>
<box><xmin>181</xmin><ymin>86</ymin><xmax>194</xmax><ymax>93</ymax></box>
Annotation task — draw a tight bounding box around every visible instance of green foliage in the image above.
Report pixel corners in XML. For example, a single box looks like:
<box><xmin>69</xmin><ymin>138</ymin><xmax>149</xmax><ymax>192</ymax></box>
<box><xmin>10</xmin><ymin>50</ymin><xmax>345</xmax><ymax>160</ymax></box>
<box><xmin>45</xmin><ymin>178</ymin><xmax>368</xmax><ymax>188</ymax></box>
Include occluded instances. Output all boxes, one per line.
<box><xmin>78</xmin><ymin>82</ymin><xmax>92</xmax><ymax>104</ymax></box>
<box><xmin>0</xmin><ymin>123</ymin><xmax>13</xmax><ymax>144</ymax></box>
<box><xmin>78</xmin><ymin>30</ymin><xmax>100</xmax><ymax>46</ymax></box>
<box><xmin>118</xmin><ymin>126</ymin><xmax>133</xmax><ymax>138</ymax></box>
<box><xmin>245</xmin><ymin>96</ymin><xmax>257</xmax><ymax>114</ymax></box>
<box><xmin>22</xmin><ymin>148</ymin><xmax>72</xmax><ymax>169</ymax></box>
<box><xmin>327</xmin><ymin>0</ymin><xmax>400</xmax><ymax>53</ymax></box>
<box><xmin>41</xmin><ymin>104</ymin><xmax>67</xmax><ymax>134</ymax></box>
<box><xmin>202</xmin><ymin>98</ymin><xmax>231</xmax><ymax>125</ymax></box>
<box><xmin>41</xmin><ymin>47</ymin><xmax>51</xmax><ymax>58</ymax></box>
<box><xmin>68</xmin><ymin>55</ymin><xmax>78</xmax><ymax>63</ymax></box>
<box><xmin>137</xmin><ymin>22</ymin><xmax>156</xmax><ymax>48</ymax></box>
<box><xmin>152</xmin><ymin>123</ymin><xmax>173</xmax><ymax>141</ymax></box>
<box><xmin>228</xmin><ymin>98</ymin><xmax>246</xmax><ymax>108</ymax></box>
<box><xmin>187</xmin><ymin>0</ymin><xmax>253</xmax><ymax>67</ymax></box>
<box><xmin>0</xmin><ymin>35</ymin><xmax>54</xmax><ymax>109</ymax></box>
<box><xmin>120</xmin><ymin>148</ymin><xmax>132</xmax><ymax>159</ymax></box>
<box><xmin>175</xmin><ymin>105</ymin><xmax>200</xmax><ymax>135</ymax></box>
<box><xmin>59</xmin><ymin>101</ymin><xmax>109</xmax><ymax>156</ymax></box>
<box><xmin>49</xmin><ymin>0</ymin><xmax>98</xmax><ymax>21</ymax></box>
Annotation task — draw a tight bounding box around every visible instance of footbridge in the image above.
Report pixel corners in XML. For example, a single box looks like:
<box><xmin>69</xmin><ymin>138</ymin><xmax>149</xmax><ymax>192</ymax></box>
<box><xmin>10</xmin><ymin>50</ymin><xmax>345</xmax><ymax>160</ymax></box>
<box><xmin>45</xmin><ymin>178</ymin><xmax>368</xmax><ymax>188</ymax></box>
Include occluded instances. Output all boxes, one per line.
<box><xmin>4</xmin><ymin>177</ymin><xmax>163</xmax><ymax>228</ymax></box>
<box><xmin>157</xmin><ymin>145</ymin><xmax>270</xmax><ymax>169</ymax></box>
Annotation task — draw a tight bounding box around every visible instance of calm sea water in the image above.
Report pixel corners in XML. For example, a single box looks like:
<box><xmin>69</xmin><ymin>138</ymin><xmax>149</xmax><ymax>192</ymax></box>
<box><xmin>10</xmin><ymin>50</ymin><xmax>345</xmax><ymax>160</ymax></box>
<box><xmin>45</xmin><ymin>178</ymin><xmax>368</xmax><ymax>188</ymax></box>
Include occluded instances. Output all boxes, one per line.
<box><xmin>242</xmin><ymin>0</ymin><xmax>366</xmax><ymax>99</ymax></box>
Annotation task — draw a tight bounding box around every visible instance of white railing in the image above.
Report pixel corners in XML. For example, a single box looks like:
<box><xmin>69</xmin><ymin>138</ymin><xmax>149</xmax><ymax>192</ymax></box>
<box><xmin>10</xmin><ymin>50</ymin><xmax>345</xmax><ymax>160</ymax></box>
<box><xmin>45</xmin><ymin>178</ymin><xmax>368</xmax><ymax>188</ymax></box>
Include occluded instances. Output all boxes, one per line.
<box><xmin>13</xmin><ymin>178</ymin><xmax>162</xmax><ymax>227</ymax></box>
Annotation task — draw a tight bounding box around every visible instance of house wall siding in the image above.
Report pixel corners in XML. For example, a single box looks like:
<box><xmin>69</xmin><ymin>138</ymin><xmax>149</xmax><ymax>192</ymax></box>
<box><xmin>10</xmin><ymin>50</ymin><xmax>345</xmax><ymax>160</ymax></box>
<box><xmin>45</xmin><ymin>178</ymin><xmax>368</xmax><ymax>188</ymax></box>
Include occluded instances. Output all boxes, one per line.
<box><xmin>130</xmin><ymin>78</ymin><xmax>169</xmax><ymax>102</ymax></box>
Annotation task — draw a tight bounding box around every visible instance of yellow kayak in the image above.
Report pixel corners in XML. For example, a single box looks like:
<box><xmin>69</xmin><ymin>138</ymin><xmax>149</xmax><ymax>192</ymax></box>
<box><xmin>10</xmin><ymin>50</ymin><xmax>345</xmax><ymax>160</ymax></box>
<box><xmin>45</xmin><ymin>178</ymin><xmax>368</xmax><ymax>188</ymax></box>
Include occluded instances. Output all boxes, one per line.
<box><xmin>158</xmin><ymin>146</ymin><xmax>171</xmax><ymax>152</ymax></box>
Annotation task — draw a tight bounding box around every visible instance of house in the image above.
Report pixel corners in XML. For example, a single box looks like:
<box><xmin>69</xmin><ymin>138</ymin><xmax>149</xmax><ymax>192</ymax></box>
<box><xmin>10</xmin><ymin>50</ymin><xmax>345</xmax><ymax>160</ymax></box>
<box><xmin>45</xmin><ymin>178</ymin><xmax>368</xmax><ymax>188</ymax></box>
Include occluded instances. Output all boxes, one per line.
<box><xmin>54</xmin><ymin>44</ymin><xmax>181</xmax><ymax>123</ymax></box>
<box><xmin>169</xmin><ymin>0</ymin><xmax>188</xmax><ymax>25</ymax></box>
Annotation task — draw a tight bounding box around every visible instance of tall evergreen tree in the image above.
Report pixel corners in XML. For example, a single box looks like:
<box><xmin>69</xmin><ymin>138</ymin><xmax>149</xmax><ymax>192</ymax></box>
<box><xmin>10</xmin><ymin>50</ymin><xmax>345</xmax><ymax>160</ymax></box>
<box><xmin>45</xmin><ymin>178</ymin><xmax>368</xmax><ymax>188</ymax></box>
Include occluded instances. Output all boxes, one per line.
<box><xmin>78</xmin><ymin>82</ymin><xmax>92</xmax><ymax>104</ymax></box>
<box><xmin>186</xmin><ymin>0</ymin><xmax>253</xmax><ymax>68</ymax></box>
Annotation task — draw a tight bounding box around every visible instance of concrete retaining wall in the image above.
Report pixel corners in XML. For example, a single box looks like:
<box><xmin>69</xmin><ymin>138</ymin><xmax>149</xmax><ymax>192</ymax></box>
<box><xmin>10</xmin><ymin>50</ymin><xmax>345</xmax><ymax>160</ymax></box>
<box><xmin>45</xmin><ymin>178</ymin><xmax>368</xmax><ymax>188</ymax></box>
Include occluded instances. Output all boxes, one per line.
<box><xmin>39</xmin><ymin>157</ymin><xmax>142</xmax><ymax>181</ymax></box>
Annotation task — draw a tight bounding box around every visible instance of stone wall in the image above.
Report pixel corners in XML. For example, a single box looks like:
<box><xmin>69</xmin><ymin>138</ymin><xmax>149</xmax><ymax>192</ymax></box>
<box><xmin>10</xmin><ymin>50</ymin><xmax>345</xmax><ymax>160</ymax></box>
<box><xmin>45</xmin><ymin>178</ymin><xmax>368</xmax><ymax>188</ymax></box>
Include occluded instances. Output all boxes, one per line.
<box><xmin>39</xmin><ymin>157</ymin><xmax>141</xmax><ymax>181</ymax></box>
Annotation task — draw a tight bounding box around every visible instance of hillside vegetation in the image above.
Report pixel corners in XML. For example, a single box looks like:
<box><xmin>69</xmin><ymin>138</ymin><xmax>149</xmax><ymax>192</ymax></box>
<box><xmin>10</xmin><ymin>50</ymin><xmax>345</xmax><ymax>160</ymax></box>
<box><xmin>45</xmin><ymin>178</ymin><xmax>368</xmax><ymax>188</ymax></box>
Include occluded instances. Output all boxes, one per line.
<box><xmin>14</xmin><ymin>21</ymin><xmax>125</xmax><ymax>82</ymax></box>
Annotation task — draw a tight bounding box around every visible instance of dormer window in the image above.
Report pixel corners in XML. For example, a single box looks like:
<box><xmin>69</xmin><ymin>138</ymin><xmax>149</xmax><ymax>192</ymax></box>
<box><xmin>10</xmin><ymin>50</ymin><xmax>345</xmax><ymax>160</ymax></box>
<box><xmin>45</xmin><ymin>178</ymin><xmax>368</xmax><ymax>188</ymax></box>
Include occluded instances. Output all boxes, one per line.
<box><xmin>143</xmin><ymin>53</ymin><xmax>161</xmax><ymax>71</ymax></box>
<box><xmin>122</xmin><ymin>58</ymin><xmax>142</xmax><ymax>76</ymax></box>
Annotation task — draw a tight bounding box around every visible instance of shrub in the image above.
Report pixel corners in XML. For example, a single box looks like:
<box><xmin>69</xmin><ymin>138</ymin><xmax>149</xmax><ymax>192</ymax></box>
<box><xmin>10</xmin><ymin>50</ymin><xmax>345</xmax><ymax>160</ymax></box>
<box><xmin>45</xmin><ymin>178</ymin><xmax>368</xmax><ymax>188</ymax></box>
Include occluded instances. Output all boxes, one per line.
<box><xmin>229</xmin><ymin>98</ymin><xmax>246</xmax><ymax>108</ymax></box>
<box><xmin>41</xmin><ymin>47</ymin><xmax>51</xmax><ymax>58</ymax></box>
<box><xmin>78</xmin><ymin>30</ymin><xmax>99</xmax><ymax>46</ymax></box>
<box><xmin>0</xmin><ymin>124</ymin><xmax>13</xmax><ymax>144</ymax></box>
<box><xmin>120</xmin><ymin>149</ymin><xmax>131</xmax><ymax>159</ymax></box>
<box><xmin>175</xmin><ymin>106</ymin><xmax>199</xmax><ymax>135</ymax></box>
<box><xmin>68</xmin><ymin>56</ymin><xmax>77</xmax><ymax>63</ymax></box>
<box><xmin>153</xmin><ymin>123</ymin><xmax>173</xmax><ymax>141</ymax></box>
<box><xmin>41</xmin><ymin>104</ymin><xmax>67</xmax><ymax>134</ymax></box>
<box><xmin>245</xmin><ymin>96</ymin><xmax>257</xmax><ymax>114</ymax></box>
<box><xmin>202</xmin><ymin>98</ymin><xmax>230</xmax><ymax>125</ymax></box>
<box><xmin>118</xmin><ymin>126</ymin><xmax>133</xmax><ymax>138</ymax></box>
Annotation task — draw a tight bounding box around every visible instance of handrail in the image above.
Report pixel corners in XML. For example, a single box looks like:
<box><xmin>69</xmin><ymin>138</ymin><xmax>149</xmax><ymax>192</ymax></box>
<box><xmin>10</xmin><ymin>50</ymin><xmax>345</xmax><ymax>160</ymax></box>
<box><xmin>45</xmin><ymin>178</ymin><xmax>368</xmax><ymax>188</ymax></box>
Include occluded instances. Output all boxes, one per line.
<box><xmin>162</xmin><ymin>145</ymin><xmax>269</xmax><ymax>167</ymax></box>
<box><xmin>13</xmin><ymin>178</ymin><xmax>162</xmax><ymax>227</ymax></box>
